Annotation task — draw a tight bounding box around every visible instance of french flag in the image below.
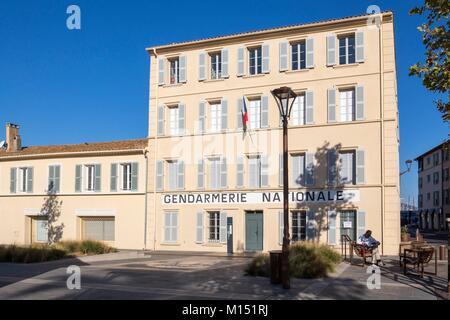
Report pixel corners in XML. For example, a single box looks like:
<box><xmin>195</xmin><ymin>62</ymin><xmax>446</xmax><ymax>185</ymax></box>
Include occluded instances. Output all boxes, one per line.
<box><xmin>242</xmin><ymin>97</ymin><xmax>249</xmax><ymax>131</ymax></box>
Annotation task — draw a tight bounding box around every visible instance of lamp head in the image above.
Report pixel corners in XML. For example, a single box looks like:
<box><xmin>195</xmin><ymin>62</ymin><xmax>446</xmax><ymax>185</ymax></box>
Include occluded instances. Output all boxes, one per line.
<box><xmin>271</xmin><ymin>86</ymin><xmax>297</xmax><ymax>119</ymax></box>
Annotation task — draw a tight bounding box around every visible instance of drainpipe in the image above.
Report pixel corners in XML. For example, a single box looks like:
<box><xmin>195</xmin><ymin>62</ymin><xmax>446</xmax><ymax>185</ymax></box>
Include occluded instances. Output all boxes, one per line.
<box><xmin>152</xmin><ymin>48</ymin><xmax>159</xmax><ymax>251</ymax></box>
<box><xmin>144</xmin><ymin>147</ymin><xmax>149</xmax><ymax>249</ymax></box>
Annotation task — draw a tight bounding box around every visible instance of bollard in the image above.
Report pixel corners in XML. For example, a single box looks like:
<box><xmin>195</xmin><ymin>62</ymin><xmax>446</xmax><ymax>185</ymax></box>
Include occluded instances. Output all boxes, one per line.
<box><xmin>439</xmin><ymin>245</ymin><xmax>447</xmax><ymax>261</ymax></box>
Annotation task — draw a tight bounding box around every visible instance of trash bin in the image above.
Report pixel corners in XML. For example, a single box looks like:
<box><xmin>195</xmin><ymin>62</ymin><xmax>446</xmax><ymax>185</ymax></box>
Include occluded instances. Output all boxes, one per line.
<box><xmin>439</xmin><ymin>245</ymin><xmax>447</xmax><ymax>260</ymax></box>
<box><xmin>269</xmin><ymin>250</ymin><xmax>282</xmax><ymax>284</ymax></box>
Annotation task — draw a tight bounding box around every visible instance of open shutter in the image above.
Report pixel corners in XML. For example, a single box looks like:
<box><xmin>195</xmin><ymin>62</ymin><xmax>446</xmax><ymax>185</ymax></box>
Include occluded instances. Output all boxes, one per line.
<box><xmin>110</xmin><ymin>163</ymin><xmax>118</xmax><ymax>192</ymax></box>
<box><xmin>328</xmin><ymin>211</ymin><xmax>337</xmax><ymax>245</ymax></box>
<box><xmin>221</xmin><ymin>48</ymin><xmax>229</xmax><ymax>78</ymax></box>
<box><xmin>262</xmin><ymin>44</ymin><xmax>270</xmax><ymax>73</ymax></box>
<box><xmin>199</xmin><ymin>101</ymin><xmax>206</xmax><ymax>133</ymax></box>
<box><xmin>261</xmin><ymin>96</ymin><xmax>269</xmax><ymax>128</ymax></box>
<box><xmin>54</xmin><ymin>165</ymin><xmax>61</xmax><ymax>193</ymax></box>
<box><xmin>177</xmin><ymin>161</ymin><xmax>185</xmax><ymax>189</ymax></box>
<box><xmin>237</xmin><ymin>47</ymin><xmax>245</xmax><ymax>76</ymax></box>
<box><xmin>261</xmin><ymin>155</ymin><xmax>268</xmax><ymax>187</ymax></box>
<box><xmin>327</xmin><ymin>89</ymin><xmax>336</xmax><ymax>122</ymax></box>
<box><xmin>156</xmin><ymin>160</ymin><xmax>164</xmax><ymax>191</ymax></box>
<box><xmin>305</xmin><ymin>37</ymin><xmax>314</xmax><ymax>68</ymax></box>
<box><xmin>279</xmin><ymin>211</ymin><xmax>284</xmax><ymax>245</ymax></box>
<box><xmin>10</xmin><ymin>168</ymin><xmax>16</xmax><ymax>193</ymax></box>
<box><xmin>355</xmin><ymin>31</ymin><xmax>365</xmax><ymax>63</ymax></box>
<box><xmin>26</xmin><ymin>167</ymin><xmax>33</xmax><ymax>193</ymax></box>
<box><xmin>279</xmin><ymin>41</ymin><xmax>288</xmax><ymax>71</ymax></box>
<box><xmin>179</xmin><ymin>55</ymin><xmax>187</xmax><ymax>83</ymax></box>
<box><xmin>237</xmin><ymin>98</ymin><xmax>243</xmax><ymax>130</ymax></box>
<box><xmin>357</xmin><ymin>211</ymin><xmax>366</xmax><ymax>238</ymax></box>
<box><xmin>356</xmin><ymin>150</ymin><xmax>366</xmax><ymax>184</ymax></box>
<box><xmin>220</xmin><ymin>157</ymin><xmax>227</xmax><ymax>188</ymax></box>
<box><xmin>178</xmin><ymin>103</ymin><xmax>185</xmax><ymax>135</ymax></box>
<box><xmin>305</xmin><ymin>90</ymin><xmax>314</xmax><ymax>124</ymax></box>
<box><xmin>198</xmin><ymin>52</ymin><xmax>206</xmax><ymax>81</ymax></box>
<box><xmin>326</xmin><ymin>35</ymin><xmax>337</xmax><ymax>66</ymax></box>
<box><xmin>327</xmin><ymin>149</ymin><xmax>337</xmax><ymax>185</ymax></box>
<box><xmin>49</xmin><ymin>165</ymin><xmax>55</xmax><ymax>191</ymax></box>
<box><xmin>356</xmin><ymin>86</ymin><xmax>365</xmax><ymax>120</ymax></box>
<box><xmin>94</xmin><ymin>164</ymin><xmax>101</xmax><ymax>192</ymax></box>
<box><xmin>307</xmin><ymin>210</ymin><xmax>316</xmax><ymax>241</ymax></box>
<box><xmin>219</xmin><ymin>212</ymin><xmax>227</xmax><ymax>243</ymax></box>
<box><xmin>157</xmin><ymin>104</ymin><xmax>165</xmax><ymax>136</ymax></box>
<box><xmin>305</xmin><ymin>152</ymin><xmax>315</xmax><ymax>186</ymax></box>
<box><xmin>131</xmin><ymin>163</ymin><xmax>138</xmax><ymax>191</ymax></box>
<box><xmin>236</xmin><ymin>157</ymin><xmax>244</xmax><ymax>188</ymax></box>
<box><xmin>158</xmin><ymin>58</ymin><xmax>165</xmax><ymax>85</ymax></box>
<box><xmin>75</xmin><ymin>165</ymin><xmax>82</xmax><ymax>192</ymax></box>
<box><xmin>279</xmin><ymin>154</ymin><xmax>283</xmax><ymax>186</ymax></box>
<box><xmin>196</xmin><ymin>212</ymin><xmax>204</xmax><ymax>243</ymax></box>
<box><xmin>197</xmin><ymin>159</ymin><xmax>204</xmax><ymax>189</ymax></box>
<box><xmin>221</xmin><ymin>99</ymin><xmax>228</xmax><ymax>131</ymax></box>
<box><xmin>292</xmin><ymin>155</ymin><xmax>302</xmax><ymax>186</ymax></box>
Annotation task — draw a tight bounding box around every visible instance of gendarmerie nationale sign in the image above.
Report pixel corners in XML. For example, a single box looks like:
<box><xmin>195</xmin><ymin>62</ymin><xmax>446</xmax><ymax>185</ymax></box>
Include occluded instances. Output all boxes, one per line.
<box><xmin>162</xmin><ymin>190</ymin><xmax>360</xmax><ymax>205</ymax></box>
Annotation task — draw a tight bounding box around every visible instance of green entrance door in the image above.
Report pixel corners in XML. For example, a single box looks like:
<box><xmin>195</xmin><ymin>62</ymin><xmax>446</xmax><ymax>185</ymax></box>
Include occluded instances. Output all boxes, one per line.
<box><xmin>245</xmin><ymin>211</ymin><xmax>263</xmax><ymax>251</ymax></box>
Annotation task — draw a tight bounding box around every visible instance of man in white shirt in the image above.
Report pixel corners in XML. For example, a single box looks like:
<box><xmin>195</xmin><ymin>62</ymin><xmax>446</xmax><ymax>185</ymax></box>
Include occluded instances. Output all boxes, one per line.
<box><xmin>357</xmin><ymin>230</ymin><xmax>383</xmax><ymax>266</ymax></box>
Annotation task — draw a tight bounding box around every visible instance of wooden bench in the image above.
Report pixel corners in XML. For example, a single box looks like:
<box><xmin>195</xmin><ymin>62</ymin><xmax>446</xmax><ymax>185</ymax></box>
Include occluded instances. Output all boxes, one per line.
<box><xmin>403</xmin><ymin>246</ymin><xmax>436</xmax><ymax>278</ymax></box>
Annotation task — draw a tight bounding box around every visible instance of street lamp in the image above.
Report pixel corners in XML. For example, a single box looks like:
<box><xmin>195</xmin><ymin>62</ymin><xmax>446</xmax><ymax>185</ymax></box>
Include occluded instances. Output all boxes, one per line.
<box><xmin>271</xmin><ymin>86</ymin><xmax>297</xmax><ymax>289</ymax></box>
<box><xmin>400</xmin><ymin>159</ymin><xmax>412</xmax><ymax>176</ymax></box>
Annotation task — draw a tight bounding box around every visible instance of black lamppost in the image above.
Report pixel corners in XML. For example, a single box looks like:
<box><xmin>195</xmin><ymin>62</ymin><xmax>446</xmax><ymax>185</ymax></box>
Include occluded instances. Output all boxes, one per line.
<box><xmin>271</xmin><ymin>86</ymin><xmax>297</xmax><ymax>289</ymax></box>
<box><xmin>400</xmin><ymin>159</ymin><xmax>412</xmax><ymax>176</ymax></box>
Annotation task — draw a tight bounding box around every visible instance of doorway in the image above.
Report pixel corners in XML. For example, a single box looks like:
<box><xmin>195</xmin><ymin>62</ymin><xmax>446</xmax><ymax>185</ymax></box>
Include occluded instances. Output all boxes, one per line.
<box><xmin>245</xmin><ymin>211</ymin><xmax>263</xmax><ymax>251</ymax></box>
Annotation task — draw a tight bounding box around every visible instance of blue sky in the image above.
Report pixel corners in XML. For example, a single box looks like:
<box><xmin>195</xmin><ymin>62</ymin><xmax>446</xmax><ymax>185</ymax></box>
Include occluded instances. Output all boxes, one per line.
<box><xmin>0</xmin><ymin>0</ymin><xmax>448</xmax><ymax>203</ymax></box>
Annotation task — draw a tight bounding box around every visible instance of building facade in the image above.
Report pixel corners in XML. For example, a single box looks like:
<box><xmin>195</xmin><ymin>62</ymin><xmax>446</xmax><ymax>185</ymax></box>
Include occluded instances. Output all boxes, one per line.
<box><xmin>145</xmin><ymin>12</ymin><xmax>400</xmax><ymax>255</ymax></box>
<box><xmin>416</xmin><ymin>141</ymin><xmax>450</xmax><ymax>231</ymax></box>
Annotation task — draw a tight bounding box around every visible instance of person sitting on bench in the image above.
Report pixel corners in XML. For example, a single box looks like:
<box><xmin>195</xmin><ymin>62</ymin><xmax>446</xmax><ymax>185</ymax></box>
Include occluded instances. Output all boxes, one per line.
<box><xmin>357</xmin><ymin>230</ymin><xmax>383</xmax><ymax>266</ymax></box>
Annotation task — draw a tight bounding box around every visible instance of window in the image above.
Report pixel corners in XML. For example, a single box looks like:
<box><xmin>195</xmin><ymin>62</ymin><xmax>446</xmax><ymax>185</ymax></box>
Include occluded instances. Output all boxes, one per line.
<box><xmin>418</xmin><ymin>177</ymin><xmax>423</xmax><ymax>189</ymax></box>
<box><xmin>444</xmin><ymin>149</ymin><xmax>449</xmax><ymax>161</ymax></box>
<box><xmin>339</xmin><ymin>89</ymin><xmax>355</xmax><ymax>122</ymax></box>
<box><xmin>210</xmin><ymin>52</ymin><xmax>222</xmax><ymax>79</ymax></box>
<box><xmin>339</xmin><ymin>34</ymin><xmax>355</xmax><ymax>65</ymax></box>
<box><xmin>445</xmin><ymin>189</ymin><xmax>449</xmax><ymax>205</ymax></box>
<box><xmin>291</xmin><ymin>94</ymin><xmax>305</xmax><ymax>126</ymax></box>
<box><xmin>208</xmin><ymin>157</ymin><xmax>221</xmax><ymax>189</ymax></box>
<box><xmin>48</xmin><ymin>165</ymin><xmax>60</xmax><ymax>193</ymax></box>
<box><xmin>85</xmin><ymin>165</ymin><xmax>96</xmax><ymax>191</ymax></box>
<box><xmin>339</xmin><ymin>151</ymin><xmax>355</xmax><ymax>185</ymax></box>
<box><xmin>168</xmin><ymin>160</ymin><xmax>179</xmax><ymax>190</ymax></box>
<box><xmin>427</xmin><ymin>193</ymin><xmax>431</xmax><ymax>201</ymax></box>
<box><xmin>433</xmin><ymin>153</ymin><xmax>440</xmax><ymax>166</ymax></box>
<box><xmin>164</xmin><ymin>212</ymin><xmax>178</xmax><ymax>243</ymax></box>
<box><xmin>121</xmin><ymin>163</ymin><xmax>132</xmax><ymax>190</ymax></box>
<box><xmin>444</xmin><ymin>168</ymin><xmax>449</xmax><ymax>181</ymax></box>
<box><xmin>249</xmin><ymin>99</ymin><xmax>261</xmax><ymax>129</ymax></box>
<box><xmin>292</xmin><ymin>154</ymin><xmax>305</xmax><ymax>186</ymax></box>
<box><xmin>433</xmin><ymin>172</ymin><xmax>439</xmax><ymax>185</ymax></box>
<box><xmin>433</xmin><ymin>191</ymin><xmax>440</xmax><ymax>206</ymax></box>
<box><xmin>418</xmin><ymin>159</ymin><xmax>423</xmax><ymax>172</ymax></box>
<box><xmin>34</xmin><ymin>218</ymin><xmax>48</xmax><ymax>243</ymax></box>
<box><xmin>169</xmin><ymin>105</ymin><xmax>179</xmax><ymax>135</ymax></box>
<box><xmin>249</xmin><ymin>47</ymin><xmax>262</xmax><ymax>75</ymax></box>
<box><xmin>248</xmin><ymin>156</ymin><xmax>262</xmax><ymax>188</ymax></box>
<box><xmin>210</xmin><ymin>102</ymin><xmax>222</xmax><ymax>132</ymax></box>
<box><xmin>19</xmin><ymin>167</ymin><xmax>30</xmax><ymax>192</ymax></box>
<box><xmin>427</xmin><ymin>157</ymin><xmax>431</xmax><ymax>165</ymax></box>
<box><xmin>169</xmin><ymin>58</ymin><xmax>179</xmax><ymax>84</ymax></box>
<box><xmin>208</xmin><ymin>212</ymin><xmax>221</xmax><ymax>242</ymax></box>
<box><xmin>292</xmin><ymin>211</ymin><xmax>306</xmax><ymax>242</ymax></box>
<box><xmin>427</xmin><ymin>174</ymin><xmax>431</xmax><ymax>183</ymax></box>
<box><xmin>418</xmin><ymin>195</ymin><xmax>423</xmax><ymax>208</ymax></box>
<box><xmin>82</xmin><ymin>217</ymin><xmax>115</xmax><ymax>241</ymax></box>
<box><xmin>340</xmin><ymin>210</ymin><xmax>356</xmax><ymax>241</ymax></box>
<box><xmin>291</xmin><ymin>41</ymin><xmax>306</xmax><ymax>70</ymax></box>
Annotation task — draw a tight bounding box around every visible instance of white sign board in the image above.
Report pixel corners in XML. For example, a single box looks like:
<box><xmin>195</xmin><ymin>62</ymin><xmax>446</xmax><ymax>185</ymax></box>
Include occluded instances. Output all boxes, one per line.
<box><xmin>343</xmin><ymin>221</ymin><xmax>353</xmax><ymax>229</ymax></box>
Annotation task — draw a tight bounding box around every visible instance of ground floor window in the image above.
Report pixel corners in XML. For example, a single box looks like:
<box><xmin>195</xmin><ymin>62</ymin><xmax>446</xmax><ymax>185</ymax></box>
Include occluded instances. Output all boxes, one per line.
<box><xmin>208</xmin><ymin>211</ymin><xmax>221</xmax><ymax>242</ymax></box>
<box><xmin>82</xmin><ymin>217</ymin><xmax>115</xmax><ymax>241</ymax></box>
<box><xmin>340</xmin><ymin>210</ymin><xmax>356</xmax><ymax>241</ymax></box>
<box><xmin>32</xmin><ymin>217</ymin><xmax>47</xmax><ymax>243</ymax></box>
<box><xmin>292</xmin><ymin>211</ymin><xmax>306</xmax><ymax>242</ymax></box>
<box><xmin>164</xmin><ymin>212</ymin><xmax>178</xmax><ymax>243</ymax></box>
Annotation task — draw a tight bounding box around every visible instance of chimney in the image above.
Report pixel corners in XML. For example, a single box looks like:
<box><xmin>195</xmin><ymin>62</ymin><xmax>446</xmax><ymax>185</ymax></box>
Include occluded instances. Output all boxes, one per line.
<box><xmin>5</xmin><ymin>123</ymin><xmax>22</xmax><ymax>152</ymax></box>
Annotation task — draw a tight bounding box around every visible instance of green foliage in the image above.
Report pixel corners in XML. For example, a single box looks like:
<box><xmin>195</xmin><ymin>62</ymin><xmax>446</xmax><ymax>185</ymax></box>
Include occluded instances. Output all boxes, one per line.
<box><xmin>401</xmin><ymin>225</ymin><xmax>409</xmax><ymax>234</ymax></box>
<box><xmin>56</xmin><ymin>240</ymin><xmax>117</xmax><ymax>255</ymax></box>
<box><xmin>409</xmin><ymin>0</ymin><xmax>450</xmax><ymax>122</ymax></box>
<box><xmin>244</xmin><ymin>253</ymin><xmax>270</xmax><ymax>276</ymax></box>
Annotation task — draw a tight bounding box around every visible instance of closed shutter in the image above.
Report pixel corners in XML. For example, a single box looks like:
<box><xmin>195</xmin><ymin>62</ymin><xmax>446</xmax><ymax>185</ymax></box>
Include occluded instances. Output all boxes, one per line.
<box><xmin>75</xmin><ymin>165</ymin><xmax>82</xmax><ymax>192</ymax></box>
<box><xmin>196</xmin><ymin>212</ymin><xmax>204</xmax><ymax>243</ymax></box>
<box><xmin>27</xmin><ymin>167</ymin><xmax>34</xmax><ymax>193</ymax></box>
<box><xmin>279</xmin><ymin>154</ymin><xmax>283</xmax><ymax>186</ymax></box>
<box><xmin>131</xmin><ymin>162</ymin><xmax>138</xmax><ymax>191</ymax></box>
<box><xmin>110</xmin><ymin>163</ymin><xmax>118</xmax><ymax>192</ymax></box>
<box><xmin>356</xmin><ymin>86</ymin><xmax>365</xmax><ymax>120</ymax></box>
<box><xmin>326</xmin><ymin>35</ymin><xmax>336</xmax><ymax>66</ymax></box>
<box><xmin>157</xmin><ymin>105</ymin><xmax>165</xmax><ymax>136</ymax></box>
<box><xmin>198</xmin><ymin>52</ymin><xmax>206</xmax><ymax>81</ymax></box>
<box><xmin>327</xmin><ymin>150</ymin><xmax>337</xmax><ymax>185</ymax></box>
<box><xmin>237</xmin><ymin>47</ymin><xmax>245</xmax><ymax>76</ymax></box>
<box><xmin>219</xmin><ymin>212</ymin><xmax>227</xmax><ymax>243</ymax></box>
<box><xmin>327</xmin><ymin>89</ymin><xmax>336</xmax><ymax>122</ymax></box>
<box><xmin>177</xmin><ymin>161</ymin><xmax>185</xmax><ymax>189</ymax></box>
<box><xmin>178</xmin><ymin>103</ymin><xmax>185</xmax><ymax>135</ymax></box>
<box><xmin>356</xmin><ymin>150</ymin><xmax>366</xmax><ymax>184</ymax></box>
<box><xmin>83</xmin><ymin>217</ymin><xmax>115</xmax><ymax>241</ymax></box>
<box><xmin>221</xmin><ymin>99</ymin><xmax>228</xmax><ymax>131</ymax></box>
<box><xmin>199</xmin><ymin>101</ymin><xmax>206</xmax><ymax>133</ymax></box>
<box><xmin>279</xmin><ymin>41</ymin><xmax>288</xmax><ymax>71</ymax></box>
<box><xmin>261</xmin><ymin>155</ymin><xmax>269</xmax><ymax>187</ymax></box>
<box><xmin>305</xmin><ymin>38</ymin><xmax>314</xmax><ymax>68</ymax></box>
<box><xmin>197</xmin><ymin>159</ymin><xmax>204</xmax><ymax>189</ymax></box>
<box><xmin>328</xmin><ymin>211</ymin><xmax>337</xmax><ymax>245</ymax></box>
<box><xmin>10</xmin><ymin>168</ymin><xmax>16</xmax><ymax>193</ymax></box>
<box><xmin>357</xmin><ymin>211</ymin><xmax>366</xmax><ymax>238</ymax></box>
<box><xmin>262</xmin><ymin>44</ymin><xmax>270</xmax><ymax>73</ymax></box>
<box><xmin>306</xmin><ymin>210</ymin><xmax>316</xmax><ymax>241</ymax></box>
<box><xmin>158</xmin><ymin>58</ymin><xmax>165</xmax><ymax>85</ymax></box>
<box><xmin>305</xmin><ymin>90</ymin><xmax>314</xmax><ymax>124</ymax></box>
<box><xmin>237</xmin><ymin>98</ymin><xmax>244</xmax><ymax>130</ymax></box>
<box><xmin>156</xmin><ymin>160</ymin><xmax>164</xmax><ymax>191</ymax></box>
<box><xmin>236</xmin><ymin>157</ymin><xmax>244</xmax><ymax>188</ymax></box>
<box><xmin>179</xmin><ymin>55</ymin><xmax>187</xmax><ymax>83</ymax></box>
<box><xmin>261</xmin><ymin>96</ymin><xmax>269</xmax><ymax>128</ymax></box>
<box><xmin>305</xmin><ymin>152</ymin><xmax>315</xmax><ymax>186</ymax></box>
<box><xmin>220</xmin><ymin>157</ymin><xmax>227</xmax><ymax>188</ymax></box>
<box><xmin>221</xmin><ymin>48</ymin><xmax>229</xmax><ymax>78</ymax></box>
<box><xmin>279</xmin><ymin>211</ymin><xmax>284</xmax><ymax>245</ymax></box>
<box><xmin>94</xmin><ymin>164</ymin><xmax>101</xmax><ymax>192</ymax></box>
<box><xmin>355</xmin><ymin>31</ymin><xmax>365</xmax><ymax>63</ymax></box>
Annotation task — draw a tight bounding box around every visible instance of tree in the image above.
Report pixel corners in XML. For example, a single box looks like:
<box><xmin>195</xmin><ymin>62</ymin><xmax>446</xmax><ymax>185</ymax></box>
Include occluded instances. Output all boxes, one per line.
<box><xmin>40</xmin><ymin>189</ymin><xmax>65</xmax><ymax>245</ymax></box>
<box><xmin>409</xmin><ymin>0</ymin><xmax>450</xmax><ymax>122</ymax></box>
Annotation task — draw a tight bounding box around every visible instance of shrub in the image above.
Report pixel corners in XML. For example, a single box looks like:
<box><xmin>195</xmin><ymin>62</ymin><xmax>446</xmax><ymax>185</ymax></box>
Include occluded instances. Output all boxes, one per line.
<box><xmin>244</xmin><ymin>253</ymin><xmax>270</xmax><ymax>277</ymax></box>
<box><xmin>0</xmin><ymin>244</ymin><xmax>67</xmax><ymax>263</ymax></box>
<box><xmin>57</xmin><ymin>240</ymin><xmax>117</xmax><ymax>255</ymax></box>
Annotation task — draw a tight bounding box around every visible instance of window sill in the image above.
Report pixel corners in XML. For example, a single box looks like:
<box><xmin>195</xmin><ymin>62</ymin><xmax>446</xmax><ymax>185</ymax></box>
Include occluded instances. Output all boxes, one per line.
<box><xmin>284</xmin><ymin>68</ymin><xmax>312</xmax><ymax>74</ymax></box>
<box><xmin>203</xmin><ymin>78</ymin><xmax>226</xmax><ymax>83</ymax></box>
<box><xmin>242</xmin><ymin>73</ymin><xmax>267</xmax><ymax>79</ymax></box>
<box><xmin>331</xmin><ymin>63</ymin><xmax>360</xmax><ymax>69</ymax></box>
<box><xmin>161</xmin><ymin>242</ymin><xmax>181</xmax><ymax>246</ymax></box>
<box><xmin>162</xmin><ymin>83</ymin><xmax>185</xmax><ymax>88</ymax></box>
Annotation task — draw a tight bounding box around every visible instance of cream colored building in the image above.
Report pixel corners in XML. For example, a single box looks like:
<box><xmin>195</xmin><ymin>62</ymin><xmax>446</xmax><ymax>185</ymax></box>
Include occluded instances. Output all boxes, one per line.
<box><xmin>145</xmin><ymin>11</ymin><xmax>400</xmax><ymax>255</ymax></box>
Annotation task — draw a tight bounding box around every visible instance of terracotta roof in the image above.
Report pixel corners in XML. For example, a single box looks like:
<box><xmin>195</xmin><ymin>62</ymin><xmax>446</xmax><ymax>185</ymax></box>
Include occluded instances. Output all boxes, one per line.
<box><xmin>0</xmin><ymin>138</ymin><xmax>148</xmax><ymax>159</ymax></box>
<box><xmin>146</xmin><ymin>11</ymin><xmax>393</xmax><ymax>52</ymax></box>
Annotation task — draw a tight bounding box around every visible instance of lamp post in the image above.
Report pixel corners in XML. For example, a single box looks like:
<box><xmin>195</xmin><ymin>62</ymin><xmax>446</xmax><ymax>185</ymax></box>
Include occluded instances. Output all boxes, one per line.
<box><xmin>271</xmin><ymin>86</ymin><xmax>297</xmax><ymax>290</ymax></box>
<box><xmin>399</xmin><ymin>159</ymin><xmax>412</xmax><ymax>177</ymax></box>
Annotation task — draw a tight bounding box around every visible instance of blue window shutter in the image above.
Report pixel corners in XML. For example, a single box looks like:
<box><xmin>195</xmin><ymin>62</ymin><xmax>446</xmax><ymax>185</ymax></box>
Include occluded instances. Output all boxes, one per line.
<box><xmin>197</xmin><ymin>159</ymin><xmax>204</xmax><ymax>189</ymax></box>
<box><xmin>306</xmin><ymin>152</ymin><xmax>315</xmax><ymax>186</ymax></box>
<box><xmin>221</xmin><ymin>48</ymin><xmax>229</xmax><ymax>78</ymax></box>
<box><xmin>110</xmin><ymin>163</ymin><xmax>118</xmax><ymax>192</ymax></box>
<box><xmin>131</xmin><ymin>162</ymin><xmax>138</xmax><ymax>191</ymax></box>
<box><xmin>198</xmin><ymin>52</ymin><xmax>206</xmax><ymax>81</ymax></box>
<box><xmin>328</xmin><ymin>149</ymin><xmax>337</xmax><ymax>185</ymax></box>
<box><xmin>326</xmin><ymin>35</ymin><xmax>336</xmax><ymax>66</ymax></box>
<box><xmin>306</xmin><ymin>38</ymin><xmax>314</xmax><ymax>68</ymax></box>
<box><xmin>156</xmin><ymin>160</ymin><xmax>164</xmax><ymax>191</ymax></box>
<box><xmin>94</xmin><ymin>164</ymin><xmax>101</xmax><ymax>192</ymax></box>
<box><xmin>261</xmin><ymin>96</ymin><xmax>269</xmax><ymax>128</ymax></box>
<box><xmin>237</xmin><ymin>98</ymin><xmax>243</xmax><ymax>130</ymax></box>
<box><xmin>262</xmin><ymin>44</ymin><xmax>270</xmax><ymax>73</ymax></box>
<box><xmin>357</xmin><ymin>211</ymin><xmax>366</xmax><ymax>238</ymax></box>
<box><xmin>157</xmin><ymin>104</ymin><xmax>165</xmax><ymax>136</ymax></box>
<box><xmin>355</xmin><ymin>31</ymin><xmax>365</xmax><ymax>63</ymax></box>
<box><xmin>307</xmin><ymin>210</ymin><xmax>316</xmax><ymax>241</ymax></box>
<box><xmin>279</xmin><ymin>211</ymin><xmax>284</xmax><ymax>245</ymax></box>
<box><xmin>328</xmin><ymin>211</ymin><xmax>337</xmax><ymax>245</ymax></box>
<box><xmin>27</xmin><ymin>167</ymin><xmax>34</xmax><ymax>193</ymax></box>
<box><xmin>261</xmin><ymin>155</ymin><xmax>269</xmax><ymax>187</ymax></box>
<box><xmin>179</xmin><ymin>55</ymin><xmax>187</xmax><ymax>83</ymax></box>
<box><xmin>220</xmin><ymin>157</ymin><xmax>227</xmax><ymax>188</ymax></box>
<box><xmin>177</xmin><ymin>161</ymin><xmax>185</xmax><ymax>189</ymax></box>
<box><xmin>178</xmin><ymin>103</ymin><xmax>185</xmax><ymax>135</ymax></box>
<box><xmin>236</xmin><ymin>157</ymin><xmax>244</xmax><ymax>188</ymax></box>
<box><xmin>327</xmin><ymin>89</ymin><xmax>336</xmax><ymax>122</ymax></box>
<box><xmin>199</xmin><ymin>101</ymin><xmax>206</xmax><ymax>133</ymax></box>
<box><xmin>219</xmin><ymin>212</ymin><xmax>227</xmax><ymax>243</ymax></box>
<box><xmin>10</xmin><ymin>168</ymin><xmax>17</xmax><ymax>193</ymax></box>
<box><xmin>279</xmin><ymin>41</ymin><xmax>288</xmax><ymax>71</ymax></box>
<box><xmin>75</xmin><ymin>165</ymin><xmax>82</xmax><ymax>192</ymax></box>
<box><xmin>196</xmin><ymin>212</ymin><xmax>204</xmax><ymax>243</ymax></box>
<box><xmin>356</xmin><ymin>150</ymin><xmax>366</xmax><ymax>184</ymax></box>
<box><xmin>158</xmin><ymin>58</ymin><xmax>165</xmax><ymax>85</ymax></box>
<box><xmin>305</xmin><ymin>90</ymin><xmax>314</xmax><ymax>124</ymax></box>
<box><xmin>237</xmin><ymin>47</ymin><xmax>245</xmax><ymax>76</ymax></box>
<box><xmin>221</xmin><ymin>99</ymin><xmax>228</xmax><ymax>131</ymax></box>
<box><xmin>356</xmin><ymin>86</ymin><xmax>365</xmax><ymax>120</ymax></box>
